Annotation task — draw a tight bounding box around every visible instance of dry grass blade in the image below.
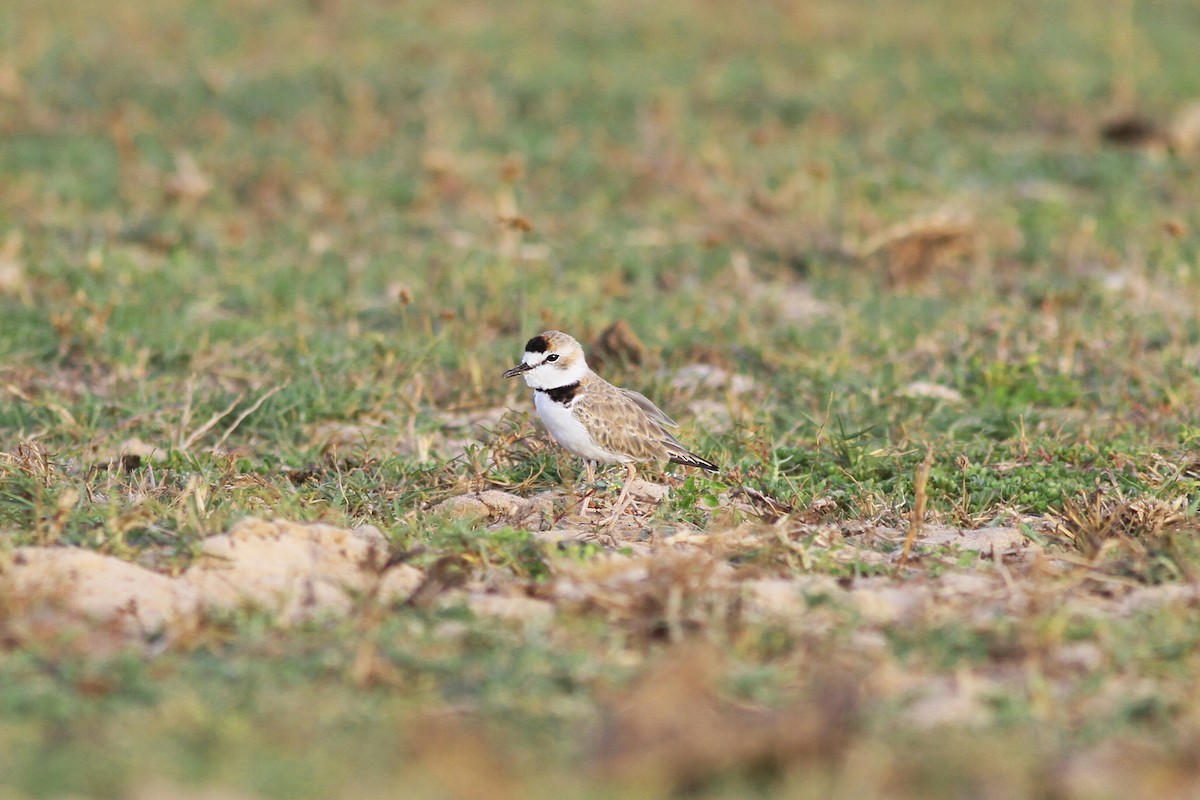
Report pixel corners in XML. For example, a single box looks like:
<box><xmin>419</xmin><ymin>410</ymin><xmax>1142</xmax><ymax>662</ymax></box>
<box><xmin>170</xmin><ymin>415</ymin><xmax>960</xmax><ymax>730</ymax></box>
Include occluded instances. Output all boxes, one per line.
<box><xmin>1050</xmin><ymin>490</ymin><xmax>1187</xmax><ymax>558</ymax></box>
<box><xmin>214</xmin><ymin>384</ymin><xmax>287</xmax><ymax>452</ymax></box>
<box><xmin>179</xmin><ymin>393</ymin><xmax>243</xmax><ymax>452</ymax></box>
<box><xmin>1050</xmin><ymin>490</ymin><xmax>1195</xmax><ymax>585</ymax></box>
<box><xmin>6</xmin><ymin>440</ymin><xmax>54</xmax><ymax>484</ymax></box>
<box><xmin>1052</xmin><ymin>491</ymin><xmax>1120</xmax><ymax>557</ymax></box>
<box><xmin>730</xmin><ymin>485</ymin><xmax>793</xmax><ymax>522</ymax></box>
<box><xmin>899</xmin><ymin>444</ymin><xmax>934</xmax><ymax>566</ymax></box>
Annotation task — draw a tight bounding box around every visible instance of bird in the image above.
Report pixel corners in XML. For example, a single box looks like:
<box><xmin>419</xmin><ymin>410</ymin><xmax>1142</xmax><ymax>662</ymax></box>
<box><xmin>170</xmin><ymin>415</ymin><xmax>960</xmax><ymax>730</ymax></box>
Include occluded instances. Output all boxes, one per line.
<box><xmin>503</xmin><ymin>330</ymin><xmax>718</xmax><ymax>521</ymax></box>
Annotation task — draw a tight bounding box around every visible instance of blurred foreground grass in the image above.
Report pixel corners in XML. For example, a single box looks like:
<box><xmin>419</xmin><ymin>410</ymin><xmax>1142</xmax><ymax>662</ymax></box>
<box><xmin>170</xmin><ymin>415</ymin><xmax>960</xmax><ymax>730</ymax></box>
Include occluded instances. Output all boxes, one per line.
<box><xmin>2</xmin><ymin>0</ymin><xmax>1200</xmax><ymax>797</ymax></box>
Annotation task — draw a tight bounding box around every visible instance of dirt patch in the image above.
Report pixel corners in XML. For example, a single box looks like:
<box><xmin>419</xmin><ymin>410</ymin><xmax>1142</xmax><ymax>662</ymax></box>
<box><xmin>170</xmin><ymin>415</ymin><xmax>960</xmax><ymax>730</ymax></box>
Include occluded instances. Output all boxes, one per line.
<box><xmin>0</xmin><ymin>492</ymin><xmax>1188</xmax><ymax>657</ymax></box>
<box><xmin>1</xmin><ymin>546</ymin><xmax>201</xmax><ymax>637</ymax></box>
<box><xmin>1</xmin><ymin>518</ymin><xmax>422</xmax><ymax>636</ymax></box>
<box><xmin>184</xmin><ymin>517</ymin><xmax>415</xmax><ymax>623</ymax></box>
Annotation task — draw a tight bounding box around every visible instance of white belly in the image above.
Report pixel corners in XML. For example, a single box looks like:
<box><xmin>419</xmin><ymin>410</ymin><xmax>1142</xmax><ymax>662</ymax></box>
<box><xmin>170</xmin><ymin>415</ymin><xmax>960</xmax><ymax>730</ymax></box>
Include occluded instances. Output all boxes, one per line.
<box><xmin>534</xmin><ymin>391</ymin><xmax>630</xmax><ymax>463</ymax></box>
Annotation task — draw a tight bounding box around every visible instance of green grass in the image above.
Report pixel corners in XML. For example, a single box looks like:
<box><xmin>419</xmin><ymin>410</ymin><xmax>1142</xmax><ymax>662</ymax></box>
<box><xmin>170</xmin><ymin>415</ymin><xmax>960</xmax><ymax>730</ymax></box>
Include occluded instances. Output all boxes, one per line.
<box><xmin>3</xmin><ymin>0</ymin><xmax>1200</xmax><ymax>796</ymax></box>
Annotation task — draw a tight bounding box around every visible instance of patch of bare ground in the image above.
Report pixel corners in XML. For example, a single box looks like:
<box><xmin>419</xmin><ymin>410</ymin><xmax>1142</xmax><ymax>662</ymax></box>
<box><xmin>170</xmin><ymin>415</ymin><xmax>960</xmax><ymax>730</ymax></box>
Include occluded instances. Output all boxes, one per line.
<box><xmin>3</xmin><ymin>482</ymin><xmax>1200</xmax><ymax>794</ymax></box>
<box><xmin>1</xmin><ymin>489</ymin><xmax>1192</xmax><ymax>649</ymax></box>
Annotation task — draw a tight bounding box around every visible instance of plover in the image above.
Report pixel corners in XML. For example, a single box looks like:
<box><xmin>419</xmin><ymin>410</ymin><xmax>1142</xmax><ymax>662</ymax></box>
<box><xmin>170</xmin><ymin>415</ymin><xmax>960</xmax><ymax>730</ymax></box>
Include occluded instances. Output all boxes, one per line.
<box><xmin>503</xmin><ymin>330</ymin><xmax>718</xmax><ymax>519</ymax></box>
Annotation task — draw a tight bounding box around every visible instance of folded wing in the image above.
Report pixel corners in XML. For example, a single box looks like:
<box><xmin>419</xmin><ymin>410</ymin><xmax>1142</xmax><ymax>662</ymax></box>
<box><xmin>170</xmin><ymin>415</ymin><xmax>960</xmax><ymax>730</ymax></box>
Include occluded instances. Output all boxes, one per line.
<box><xmin>576</xmin><ymin>381</ymin><xmax>718</xmax><ymax>472</ymax></box>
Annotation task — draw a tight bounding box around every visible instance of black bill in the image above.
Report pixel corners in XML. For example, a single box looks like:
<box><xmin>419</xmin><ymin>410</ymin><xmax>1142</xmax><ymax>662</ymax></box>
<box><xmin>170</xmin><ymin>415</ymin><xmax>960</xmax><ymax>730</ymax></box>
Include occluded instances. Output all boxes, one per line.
<box><xmin>502</xmin><ymin>363</ymin><xmax>532</xmax><ymax>378</ymax></box>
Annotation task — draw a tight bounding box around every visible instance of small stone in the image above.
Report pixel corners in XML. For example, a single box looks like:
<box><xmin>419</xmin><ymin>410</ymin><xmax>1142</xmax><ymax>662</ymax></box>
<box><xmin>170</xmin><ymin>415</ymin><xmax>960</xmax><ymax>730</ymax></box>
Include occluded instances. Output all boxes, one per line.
<box><xmin>431</xmin><ymin>495</ymin><xmax>489</xmax><ymax>522</ymax></box>
<box><xmin>516</xmin><ymin>491</ymin><xmax>558</xmax><ymax>528</ymax></box>
<box><xmin>377</xmin><ymin>563</ymin><xmax>424</xmax><ymax>604</ymax></box>
<box><xmin>118</xmin><ymin>437</ymin><xmax>168</xmax><ymax>463</ymax></box>
<box><xmin>671</xmin><ymin>364</ymin><xmax>756</xmax><ymax>395</ymax></box>
<box><xmin>743</xmin><ymin>576</ymin><xmax>845</xmax><ymax>618</ymax></box>
<box><xmin>626</xmin><ymin>479</ymin><xmax>669</xmax><ymax>502</ymax></box>
<box><xmin>920</xmin><ymin>526</ymin><xmax>1027</xmax><ymax>553</ymax></box>
<box><xmin>468</xmin><ymin>593</ymin><xmax>554</xmax><ymax>622</ymax></box>
<box><xmin>899</xmin><ymin>382</ymin><xmax>965</xmax><ymax>403</ymax></box>
<box><xmin>743</xmin><ymin>579</ymin><xmax>806</xmax><ymax>616</ymax></box>
<box><xmin>477</xmin><ymin>490</ymin><xmax>527</xmax><ymax>518</ymax></box>
<box><xmin>937</xmin><ymin>572</ymin><xmax>995</xmax><ymax>595</ymax></box>
<box><xmin>905</xmin><ymin>679</ymin><xmax>990</xmax><ymax>728</ymax></box>
<box><xmin>1169</xmin><ymin>99</ymin><xmax>1200</xmax><ymax>154</ymax></box>
<box><xmin>534</xmin><ymin>528</ymin><xmax>591</xmax><ymax>546</ymax></box>
<box><xmin>1053</xmin><ymin>642</ymin><xmax>1105</xmax><ymax>673</ymax></box>
<box><xmin>1122</xmin><ymin>583</ymin><xmax>1200</xmax><ymax>612</ymax></box>
<box><xmin>852</xmin><ymin>582</ymin><xmax>928</xmax><ymax>624</ymax></box>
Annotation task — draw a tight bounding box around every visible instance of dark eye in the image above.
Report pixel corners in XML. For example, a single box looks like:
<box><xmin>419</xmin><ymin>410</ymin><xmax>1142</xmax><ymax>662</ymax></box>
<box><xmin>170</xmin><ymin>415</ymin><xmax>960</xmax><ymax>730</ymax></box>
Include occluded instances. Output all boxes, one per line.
<box><xmin>545</xmin><ymin>354</ymin><xmax>560</xmax><ymax>363</ymax></box>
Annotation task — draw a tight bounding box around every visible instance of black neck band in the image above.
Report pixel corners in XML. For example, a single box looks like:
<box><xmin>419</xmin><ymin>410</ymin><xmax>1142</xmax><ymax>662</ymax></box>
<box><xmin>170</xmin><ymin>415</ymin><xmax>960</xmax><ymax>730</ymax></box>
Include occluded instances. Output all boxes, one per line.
<box><xmin>537</xmin><ymin>382</ymin><xmax>581</xmax><ymax>404</ymax></box>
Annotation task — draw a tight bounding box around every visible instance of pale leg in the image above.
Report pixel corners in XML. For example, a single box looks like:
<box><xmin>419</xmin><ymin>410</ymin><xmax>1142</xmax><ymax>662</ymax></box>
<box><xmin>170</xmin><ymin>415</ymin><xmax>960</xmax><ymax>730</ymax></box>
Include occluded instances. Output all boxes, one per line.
<box><xmin>578</xmin><ymin>460</ymin><xmax>598</xmax><ymax>515</ymax></box>
<box><xmin>605</xmin><ymin>463</ymin><xmax>638</xmax><ymax>526</ymax></box>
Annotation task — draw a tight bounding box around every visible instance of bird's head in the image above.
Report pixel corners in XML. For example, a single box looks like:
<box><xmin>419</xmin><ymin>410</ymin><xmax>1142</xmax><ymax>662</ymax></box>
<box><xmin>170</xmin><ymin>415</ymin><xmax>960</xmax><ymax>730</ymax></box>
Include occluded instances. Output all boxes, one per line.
<box><xmin>503</xmin><ymin>330</ymin><xmax>588</xmax><ymax>389</ymax></box>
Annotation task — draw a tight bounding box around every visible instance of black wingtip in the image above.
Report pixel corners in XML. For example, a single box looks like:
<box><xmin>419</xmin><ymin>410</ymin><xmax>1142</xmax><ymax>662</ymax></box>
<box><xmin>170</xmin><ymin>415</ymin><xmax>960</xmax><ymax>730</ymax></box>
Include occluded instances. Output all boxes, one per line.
<box><xmin>670</xmin><ymin>453</ymin><xmax>720</xmax><ymax>473</ymax></box>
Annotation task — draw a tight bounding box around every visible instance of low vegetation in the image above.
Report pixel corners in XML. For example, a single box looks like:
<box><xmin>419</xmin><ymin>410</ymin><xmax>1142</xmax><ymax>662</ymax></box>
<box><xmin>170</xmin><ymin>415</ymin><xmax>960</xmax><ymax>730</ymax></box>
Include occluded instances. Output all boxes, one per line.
<box><xmin>2</xmin><ymin>0</ymin><xmax>1200</xmax><ymax>796</ymax></box>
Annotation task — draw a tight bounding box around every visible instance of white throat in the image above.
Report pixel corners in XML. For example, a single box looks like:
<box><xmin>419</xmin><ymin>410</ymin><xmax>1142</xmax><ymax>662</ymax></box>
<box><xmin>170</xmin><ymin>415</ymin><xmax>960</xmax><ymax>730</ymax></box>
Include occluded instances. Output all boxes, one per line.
<box><xmin>522</xmin><ymin>356</ymin><xmax>589</xmax><ymax>390</ymax></box>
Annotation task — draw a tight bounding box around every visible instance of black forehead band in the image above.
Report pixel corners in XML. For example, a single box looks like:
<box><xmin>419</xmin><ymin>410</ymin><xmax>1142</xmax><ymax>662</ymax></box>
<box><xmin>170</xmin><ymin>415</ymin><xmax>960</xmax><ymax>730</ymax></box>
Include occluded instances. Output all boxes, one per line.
<box><xmin>524</xmin><ymin>335</ymin><xmax>549</xmax><ymax>353</ymax></box>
